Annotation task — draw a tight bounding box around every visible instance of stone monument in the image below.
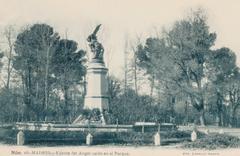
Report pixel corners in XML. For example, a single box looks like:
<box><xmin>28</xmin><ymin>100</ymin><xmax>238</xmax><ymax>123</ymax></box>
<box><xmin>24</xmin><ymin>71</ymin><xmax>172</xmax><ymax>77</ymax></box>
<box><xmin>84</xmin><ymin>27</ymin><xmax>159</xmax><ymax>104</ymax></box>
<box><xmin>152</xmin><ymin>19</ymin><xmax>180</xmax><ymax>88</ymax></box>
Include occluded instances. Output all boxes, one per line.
<box><xmin>73</xmin><ymin>25</ymin><xmax>109</xmax><ymax>125</ymax></box>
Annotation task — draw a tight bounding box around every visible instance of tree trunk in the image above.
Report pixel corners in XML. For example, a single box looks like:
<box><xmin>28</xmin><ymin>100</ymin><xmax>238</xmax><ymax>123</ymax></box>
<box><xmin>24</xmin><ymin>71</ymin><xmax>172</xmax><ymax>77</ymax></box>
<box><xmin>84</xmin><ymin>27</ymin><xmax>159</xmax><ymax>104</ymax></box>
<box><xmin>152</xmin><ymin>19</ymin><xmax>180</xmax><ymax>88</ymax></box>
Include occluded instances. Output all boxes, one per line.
<box><xmin>133</xmin><ymin>54</ymin><xmax>138</xmax><ymax>95</ymax></box>
<box><xmin>150</xmin><ymin>75</ymin><xmax>155</xmax><ymax>104</ymax></box>
<box><xmin>25</xmin><ymin>67</ymin><xmax>32</xmax><ymax>121</ymax></box>
<box><xmin>44</xmin><ymin>47</ymin><xmax>50</xmax><ymax>121</ymax></box>
<box><xmin>5</xmin><ymin>27</ymin><xmax>14</xmax><ymax>90</ymax></box>
<box><xmin>199</xmin><ymin>109</ymin><xmax>206</xmax><ymax>126</ymax></box>
<box><xmin>216</xmin><ymin>115</ymin><xmax>220</xmax><ymax>126</ymax></box>
<box><xmin>184</xmin><ymin>101</ymin><xmax>189</xmax><ymax>125</ymax></box>
<box><xmin>231</xmin><ymin>108</ymin><xmax>237</xmax><ymax>127</ymax></box>
<box><xmin>216</xmin><ymin>112</ymin><xmax>224</xmax><ymax>127</ymax></box>
<box><xmin>6</xmin><ymin>56</ymin><xmax>11</xmax><ymax>89</ymax></box>
<box><xmin>220</xmin><ymin>112</ymin><xmax>224</xmax><ymax>126</ymax></box>
<box><xmin>63</xmin><ymin>82</ymin><xmax>69</xmax><ymax>123</ymax></box>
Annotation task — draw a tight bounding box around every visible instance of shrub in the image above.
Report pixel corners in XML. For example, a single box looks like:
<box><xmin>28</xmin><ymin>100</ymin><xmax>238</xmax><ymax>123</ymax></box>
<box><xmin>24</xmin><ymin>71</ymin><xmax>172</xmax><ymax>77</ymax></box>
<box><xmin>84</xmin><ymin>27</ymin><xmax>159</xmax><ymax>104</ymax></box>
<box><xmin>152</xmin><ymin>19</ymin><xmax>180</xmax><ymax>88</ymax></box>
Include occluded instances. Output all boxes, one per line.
<box><xmin>183</xmin><ymin>134</ymin><xmax>240</xmax><ymax>149</ymax></box>
<box><xmin>25</xmin><ymin>131</ymin><xmax>87</xmax><ymax>145</ymax></box>
<box><xmin>0</xmin><ymin>127</ymin><xmax>17</xmax><ymax>144</ymax></box>
<box><xmin>80</xmin><ymin>108</ymin><xmax>102</xmax><ymax>122</ymax></box>
<box><xmin>161</xmin><ymin>130</ymin><xmax>191</xmax><ymax>139</ymax></box>
<box><xmin>92</xmin><ymin>132</ymin><xmax>154</xmax><ymax>145</ymax></box>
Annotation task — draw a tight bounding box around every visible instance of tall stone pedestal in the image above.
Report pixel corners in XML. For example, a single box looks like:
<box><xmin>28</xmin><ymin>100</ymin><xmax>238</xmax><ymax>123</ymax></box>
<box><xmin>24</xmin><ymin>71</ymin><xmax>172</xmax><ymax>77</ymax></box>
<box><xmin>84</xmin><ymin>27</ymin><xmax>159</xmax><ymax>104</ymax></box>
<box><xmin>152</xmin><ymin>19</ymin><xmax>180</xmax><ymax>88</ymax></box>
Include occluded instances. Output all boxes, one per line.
<box><xmin>83</xmin><ymin>59</ymin><xmax>109</xmax><ymax>124</ymax></box>
<box><xmin>84</xmin><ymin>60</ymin><xmax>109</xmax><ymax>111</ymax></box>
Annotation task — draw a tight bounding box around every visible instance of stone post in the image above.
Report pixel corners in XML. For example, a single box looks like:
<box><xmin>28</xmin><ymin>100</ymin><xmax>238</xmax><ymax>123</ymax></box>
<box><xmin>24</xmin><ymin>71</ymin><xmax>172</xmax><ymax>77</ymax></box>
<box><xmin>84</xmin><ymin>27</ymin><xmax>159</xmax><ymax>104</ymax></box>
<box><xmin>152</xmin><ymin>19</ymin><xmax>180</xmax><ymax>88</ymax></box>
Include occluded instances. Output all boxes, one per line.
<box><xmin>17</xmin><ymin>131</ymin><xmax>25</xmax><ymax>145</ymax></box>
<box><xmin>86</xmin><ymin>133</ymin><xmax>93</xmax><ymax>145</ymax></box>
<box><xmin>191</xmin><ymin>130</ymin><xmax>197</xmax><ymax>142</ymax></box>
<box><xmin>154</xmin><ymin>132</ymin><xmax>161</xmax><ymax>146</ymax></box>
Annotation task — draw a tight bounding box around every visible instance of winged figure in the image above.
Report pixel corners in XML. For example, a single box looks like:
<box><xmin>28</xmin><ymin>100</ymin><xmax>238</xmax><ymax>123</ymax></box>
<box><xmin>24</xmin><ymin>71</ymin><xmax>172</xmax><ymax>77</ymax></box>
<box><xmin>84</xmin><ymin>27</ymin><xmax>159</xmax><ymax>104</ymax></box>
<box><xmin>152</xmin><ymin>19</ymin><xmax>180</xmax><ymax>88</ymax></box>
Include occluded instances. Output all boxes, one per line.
<box><xmin>87</xmin><ymin>24</ymin><xmax>104</xmax><ymax>61</ymax></box>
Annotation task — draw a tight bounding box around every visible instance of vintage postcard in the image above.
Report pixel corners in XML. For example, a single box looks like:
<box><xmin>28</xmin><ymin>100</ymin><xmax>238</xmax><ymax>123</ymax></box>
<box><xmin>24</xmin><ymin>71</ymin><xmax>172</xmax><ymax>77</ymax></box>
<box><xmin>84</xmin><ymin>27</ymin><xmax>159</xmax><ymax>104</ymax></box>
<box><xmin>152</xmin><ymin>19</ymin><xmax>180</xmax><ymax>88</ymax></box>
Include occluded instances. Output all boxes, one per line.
<box><xmin>0</xmin><ymin>0</ymin><xmax>240</xmax><ymax>156</ymax></box>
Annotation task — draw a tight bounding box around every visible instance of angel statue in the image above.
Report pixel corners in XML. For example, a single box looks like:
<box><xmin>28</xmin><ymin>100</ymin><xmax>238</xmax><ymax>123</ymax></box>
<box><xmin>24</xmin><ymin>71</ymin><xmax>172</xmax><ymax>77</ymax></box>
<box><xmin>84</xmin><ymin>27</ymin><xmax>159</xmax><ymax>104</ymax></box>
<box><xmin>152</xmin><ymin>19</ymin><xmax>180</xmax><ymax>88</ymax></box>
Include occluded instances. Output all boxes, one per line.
<box><xmin>87</xmin><ymin>24</ymin><xmax>104</xmax><ymax>61</ymax></box>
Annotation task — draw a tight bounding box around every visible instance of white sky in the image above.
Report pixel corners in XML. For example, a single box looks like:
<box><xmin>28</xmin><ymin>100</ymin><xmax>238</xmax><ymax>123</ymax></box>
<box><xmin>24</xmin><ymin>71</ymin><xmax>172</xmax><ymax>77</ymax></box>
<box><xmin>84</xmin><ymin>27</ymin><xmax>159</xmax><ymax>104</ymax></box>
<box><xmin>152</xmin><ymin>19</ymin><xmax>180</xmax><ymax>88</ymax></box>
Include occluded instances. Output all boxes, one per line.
<box><xmin>0</xmin><ymin>0</ymin><xmax>240</xmax><ymax>79</ymax></box>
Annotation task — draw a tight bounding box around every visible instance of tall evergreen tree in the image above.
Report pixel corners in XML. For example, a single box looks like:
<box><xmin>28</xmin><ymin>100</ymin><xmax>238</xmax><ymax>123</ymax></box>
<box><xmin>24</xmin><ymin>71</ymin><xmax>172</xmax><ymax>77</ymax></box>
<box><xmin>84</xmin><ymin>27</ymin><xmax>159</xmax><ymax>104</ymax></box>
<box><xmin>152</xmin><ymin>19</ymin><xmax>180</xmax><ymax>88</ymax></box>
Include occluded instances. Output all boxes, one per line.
<box><xmin>14</xmin><ymin>24</ymin><xmax>60</xmax><ymax>120</ymax></box>
<box><xmin>51</xmin><ymin>39</ymin><xmax>86</xmax><ymax>122</ymax></box>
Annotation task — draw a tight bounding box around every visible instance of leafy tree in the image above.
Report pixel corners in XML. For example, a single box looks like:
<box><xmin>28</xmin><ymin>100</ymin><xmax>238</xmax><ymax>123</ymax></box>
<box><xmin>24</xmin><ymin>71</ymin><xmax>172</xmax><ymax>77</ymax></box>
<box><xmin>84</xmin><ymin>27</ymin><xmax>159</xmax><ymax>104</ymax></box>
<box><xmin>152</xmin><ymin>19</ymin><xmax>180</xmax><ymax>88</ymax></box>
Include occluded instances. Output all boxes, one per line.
<box><xmin>0</xmin><ymin>88</ymin><xmax>20</xmax><ymax>123</ymax></box>
<box><xmin>207</xmin><ymin>47</ymin><xmax>238</xmax><ymax>126</ymax></box>
<box><xmin>109</xmin><ymin>88</ymin><xmax>154</xmax><ymax>124</ymax></box>
<box><xmin>225</xmin><ymin>73</ymin><xmax>240</xmax><ymax>127</ymax></box>
<box><xmin>13</xmin><ymin>24</ymin><xmax>60</xmax><ymax>121</ymax></box>
<box><xmin>108</xmin><ymin>75</ymin><xmax>121</xmax><ymax>102</ymax></box>
<box><xmin>136</xmin><ymin>37</ymin><xmax>177</xmax><ymax>103</ymax></box>
<box><xmin>7</xmin><ymin>23</ymin><xmax>87</xmax><ymax>123</ymax></box>
<box><xmin>166</xmin><ymin>10</ymin><xmax>217</xmax><ymax>126</ymax></box>
<box><xmin>136</xmin><ymin>9</ymin><xmax>219</xmax><ymax>126</ymax></box>
<box><xmin>51</xmin><ymin>39</ymin><xmax>86</xmax><ymax>122</ymax></box>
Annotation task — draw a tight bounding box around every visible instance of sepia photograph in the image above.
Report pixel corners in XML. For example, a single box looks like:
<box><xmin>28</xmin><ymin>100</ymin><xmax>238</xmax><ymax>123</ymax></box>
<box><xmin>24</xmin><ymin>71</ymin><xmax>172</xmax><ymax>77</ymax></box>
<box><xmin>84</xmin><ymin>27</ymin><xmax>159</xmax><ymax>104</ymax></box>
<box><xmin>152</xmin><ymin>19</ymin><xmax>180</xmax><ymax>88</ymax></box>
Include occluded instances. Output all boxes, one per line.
<box><xmin>0</xmin><ymin>0</ymin><xmax>240</xmax><ymax>155</ymax></box>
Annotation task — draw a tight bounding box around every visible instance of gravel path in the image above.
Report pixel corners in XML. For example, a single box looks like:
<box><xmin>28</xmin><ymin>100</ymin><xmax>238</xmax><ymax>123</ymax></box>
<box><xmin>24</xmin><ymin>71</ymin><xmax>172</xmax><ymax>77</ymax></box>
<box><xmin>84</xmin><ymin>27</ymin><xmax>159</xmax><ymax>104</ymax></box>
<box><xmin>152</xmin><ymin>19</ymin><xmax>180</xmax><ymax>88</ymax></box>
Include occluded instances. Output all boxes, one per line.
<box><xmin>0</xmin><ymin>144</ymin><xmax>240</xmax><ymax>156</ymax></box>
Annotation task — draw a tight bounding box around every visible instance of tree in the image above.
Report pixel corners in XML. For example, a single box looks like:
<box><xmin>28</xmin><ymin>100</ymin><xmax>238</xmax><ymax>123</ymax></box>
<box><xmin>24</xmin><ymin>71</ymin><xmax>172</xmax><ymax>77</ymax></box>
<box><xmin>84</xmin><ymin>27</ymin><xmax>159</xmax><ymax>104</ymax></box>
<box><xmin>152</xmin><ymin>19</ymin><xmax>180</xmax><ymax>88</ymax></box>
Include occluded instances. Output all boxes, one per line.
<box><xmin>136</xmin><ymin>9</ymin><xmax>218</xmax><ymax>126</ymax></box>
<box><xmin>0</xmin><ymin>27</ymin><xmax>26</xmax><ymax>123</ymax></box>
<box><xmin>136</xmin><ymin>37</ymin><xmax>178</xmax><ymax>102</ymax></box>
<box><xmin>136</xmin><ymin>41</ymin><xmax>156</xmax><ymax>99</ymax></box>
<box><xmin>107</xmin><ymin>75</ymin><xmax>121</xmax><ymax>123</ymax></box>
<box><xmin>52</xmin><ymin>39</ymin><xmax>86</xmax><ymax>123</ymax></box>
<box><xmin>0</xmin><ymin>87</ymin><xmax>21</xmax><ymax>123</ymax></box>
<box><xmin>165</xmin><ymin>10</ymin><xmax>217</xmax><ymax>126</ymax></box>
<box><xmin>127</xmin><ymin>36</ymin><xmax>143</xmax><ymax>95</ymax></box>
<box><xmin>2</xmin><ymin>25</ymin><xmax>17</xmax><ymax>89</ymax></box>
<box><xmin>225</xmin><ymin>73</ymin><xmax>240</xmax><ymax>127</ymax></box>
<box><xmin>14</xmin><ymin>24</ymin><xmax>60</xmax><ymax>121</ymax></box>
<box><xmin>108</xmin><ymin>75</ymin><xmax>121</xmax><ymax>103</ymax></box>
<box><xmin>207</xmin><ymin>47</ymin><xmax>238</xmax><ymax>126</ymax></box>
<box><xmin>109</xmin><ymin>88</ymin><xmax>152</xmax><ymax>124</ymax></box>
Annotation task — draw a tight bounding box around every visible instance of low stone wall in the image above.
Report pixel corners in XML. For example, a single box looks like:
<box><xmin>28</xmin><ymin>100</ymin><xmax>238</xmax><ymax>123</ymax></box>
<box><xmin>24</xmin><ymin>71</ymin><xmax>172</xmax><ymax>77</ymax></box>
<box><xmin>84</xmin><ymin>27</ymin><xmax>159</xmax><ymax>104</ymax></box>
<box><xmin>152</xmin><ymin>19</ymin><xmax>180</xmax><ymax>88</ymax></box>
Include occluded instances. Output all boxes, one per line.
<box><xmin>14</xmin><ymin>122</ymin><xmax>133</xmax><ymax>132</ymax></box>
<box><xmin>13</xmin><ymin>122</ymin><xmax>178</xmax><ymax>145</ymax></box>
<box><xmin>14</xmin><ymin>122</ymin><xmax>177</xmax><ymax>133</ymax></box>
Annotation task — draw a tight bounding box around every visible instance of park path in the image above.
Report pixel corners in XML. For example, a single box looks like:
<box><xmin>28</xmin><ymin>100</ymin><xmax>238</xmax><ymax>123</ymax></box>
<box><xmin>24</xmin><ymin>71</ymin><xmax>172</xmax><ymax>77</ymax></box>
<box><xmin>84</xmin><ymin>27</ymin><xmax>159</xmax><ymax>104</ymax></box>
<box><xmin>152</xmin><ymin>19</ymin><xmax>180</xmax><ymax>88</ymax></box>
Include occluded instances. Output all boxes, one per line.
<box><xmin>0</xmin><ymin>144</ymin><xmax>240</xmax><ymax>156</ymax></box>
